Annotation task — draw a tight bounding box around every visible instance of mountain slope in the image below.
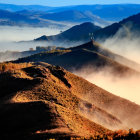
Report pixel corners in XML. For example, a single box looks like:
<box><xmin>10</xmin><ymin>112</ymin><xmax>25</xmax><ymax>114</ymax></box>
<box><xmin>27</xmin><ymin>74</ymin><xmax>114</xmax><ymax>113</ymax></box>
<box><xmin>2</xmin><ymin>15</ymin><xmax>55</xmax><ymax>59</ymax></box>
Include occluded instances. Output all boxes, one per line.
<box><xmin>35</xmin><ymin>22</ymin><xmax>101</xmax><ymax>42</ymax></box>
<box><xmin>94</xmin><ymin>12</ymin><xmax>140</xmax><ymax>40</ymax></box>
<box><xmin>0</xmin><ymin>62</ymin><xmax>140</xmax><ymax>139</ymax></box>
<box><xmin>16</xmin><ymin>41</ymin><xmax>140</xmax><ymax>76</ymax></box>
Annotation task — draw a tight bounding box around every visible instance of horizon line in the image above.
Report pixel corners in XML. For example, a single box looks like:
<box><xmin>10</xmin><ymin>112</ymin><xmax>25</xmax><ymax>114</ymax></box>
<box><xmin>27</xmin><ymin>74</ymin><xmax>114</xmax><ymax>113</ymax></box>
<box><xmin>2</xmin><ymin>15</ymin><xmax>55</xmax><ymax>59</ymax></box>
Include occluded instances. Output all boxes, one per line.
<box><xmin>0</xmin><ymin>2</ymin><xmax>140</xmax><ymax>7</ymax></box>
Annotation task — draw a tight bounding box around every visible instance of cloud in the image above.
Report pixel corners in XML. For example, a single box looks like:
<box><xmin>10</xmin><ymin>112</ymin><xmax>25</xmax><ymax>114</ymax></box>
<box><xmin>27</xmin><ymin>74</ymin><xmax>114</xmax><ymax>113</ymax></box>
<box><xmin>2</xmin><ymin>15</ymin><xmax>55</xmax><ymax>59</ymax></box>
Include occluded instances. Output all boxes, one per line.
<box><xmin>0</xmin><ymin>26</ymin><xmax>63</xmax><ymax>42</ymax></box>
<box><xmin>100</xmin><ymin>26</ymin><xmax>140</xmax><ymax>64</ymax></box>
<box><xmin>74</xmin><ymin>66</ymin><xmax>140</xmax><ymax>130</ymax></box>
<box><xmin>74</xmin><ymin>67</ymin><xmax>140</xmax><ymax>105</ymax></box>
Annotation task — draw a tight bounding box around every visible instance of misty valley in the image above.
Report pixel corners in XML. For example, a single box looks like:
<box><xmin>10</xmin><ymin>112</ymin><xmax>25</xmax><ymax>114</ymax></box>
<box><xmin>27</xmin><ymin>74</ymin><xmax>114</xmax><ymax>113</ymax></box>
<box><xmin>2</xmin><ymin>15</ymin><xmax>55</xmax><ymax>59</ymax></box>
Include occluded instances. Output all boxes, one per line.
<box><xmin>0</xmin><ymin>2</ymin><xmax>140</xmax><ymax>140</ymax></box>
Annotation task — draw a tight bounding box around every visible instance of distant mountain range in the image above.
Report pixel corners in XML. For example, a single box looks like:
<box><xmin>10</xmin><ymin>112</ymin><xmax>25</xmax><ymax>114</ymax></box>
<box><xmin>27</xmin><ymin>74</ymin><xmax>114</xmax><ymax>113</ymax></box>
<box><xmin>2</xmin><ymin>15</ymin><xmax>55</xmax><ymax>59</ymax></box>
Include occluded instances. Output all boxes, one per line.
<box><xmin>0</xmin><ymin>3</ymin><xmax>140</xmax><ymax>27</ymax></box>
<box><xmin>0</xmin><ymin>3</ymin><xmax>140</xmax><ymax>21</ymax></box>
<box><xmin>49</xmin><ymin>4</ymin><xmax>140</xmax><ymax>21</ymax></box>
<box><xmin>0</xmin><ymin>3</ymin><xmax>53</xmax><ymax>12</ymax></box>
<box><xmin>0</xmin><ymin>9</ymin><xmax>109</xmax><ymax>27</ymax></box>
<box><xmin>0</xmin><ymin>9</ymin><xmax>67</xmax><ymax>27</ymax></box>
<box><xmin>35</xmin><ymin>12</ymin><xmax>140</xmax><ymax>42</ymax></box>
<box><xmin>40</xmin><ymin>10</ymin><xmax>109</xmax><ymax>26</ymax></box>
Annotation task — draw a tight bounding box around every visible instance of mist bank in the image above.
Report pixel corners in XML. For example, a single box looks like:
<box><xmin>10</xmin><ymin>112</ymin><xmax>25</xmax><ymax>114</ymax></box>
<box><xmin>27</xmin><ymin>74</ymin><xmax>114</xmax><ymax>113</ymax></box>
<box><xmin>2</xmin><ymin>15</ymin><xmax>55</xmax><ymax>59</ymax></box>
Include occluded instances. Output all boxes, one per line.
<box><xmin>0</xmin><ymin>26</ymin><xmax>65</xmax><ymax>61</ymax></box>
<box><xmin>0</xmin><ymin>26</ymin><xmax>66</xmax><ymax>42</ymax></box>
<box><xmin>74</xmin><ymin>66</ymin><xmax>140</xmax><ymax>130</ymax></box>
<box><xmin>99</xmin><ymin>27</ymin><xmax>140</xmax><ymax>65</ymax></box>
<box><xmin>74</xmin><ymin>66</ymin><xmax>140</xmax><ymax>105</ymax></box>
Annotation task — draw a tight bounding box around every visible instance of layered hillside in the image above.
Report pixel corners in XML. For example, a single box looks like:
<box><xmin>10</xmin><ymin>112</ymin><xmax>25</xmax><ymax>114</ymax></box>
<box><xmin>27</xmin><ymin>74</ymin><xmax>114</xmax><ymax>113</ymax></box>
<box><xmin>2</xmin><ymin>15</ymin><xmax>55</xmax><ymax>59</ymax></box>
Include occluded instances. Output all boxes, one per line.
<box><xmin>0</xmin><ymin>62</ymin><xmax>140</xmax><ymax>139</ymax></box>
<box><xmin>15</xmin><ymin>41</ymin><xmax>140</xmax><ymax>76</ymax></box>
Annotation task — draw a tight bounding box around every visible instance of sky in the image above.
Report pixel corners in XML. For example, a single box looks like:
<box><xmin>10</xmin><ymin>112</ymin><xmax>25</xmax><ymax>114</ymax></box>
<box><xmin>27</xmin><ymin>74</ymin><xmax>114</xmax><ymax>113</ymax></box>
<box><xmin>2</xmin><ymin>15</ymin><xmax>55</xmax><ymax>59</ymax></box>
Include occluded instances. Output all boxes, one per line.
<box><xmin>0</xmin><ymin>0</ymin><xmax>140</xmax><ymax>6</ymax></box>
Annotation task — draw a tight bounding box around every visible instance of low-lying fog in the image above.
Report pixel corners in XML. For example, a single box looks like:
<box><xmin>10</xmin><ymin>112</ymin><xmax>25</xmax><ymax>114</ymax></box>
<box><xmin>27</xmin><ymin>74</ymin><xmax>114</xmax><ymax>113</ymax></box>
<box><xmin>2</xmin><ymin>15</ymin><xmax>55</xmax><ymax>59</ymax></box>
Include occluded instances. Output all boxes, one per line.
<box><xmin>75</xmin><ymin>68</ymin><xmax>140</xmax><ymax>105</ymax></box>
<box><xmin>0</xmin><ymin>26</ymin><xmax>66</xmax><ymax>52</ymax></box>
<box><xmin>100</xmin><ymin>27</ymin><xmax>140</xmax><ymax>64</ymax></box>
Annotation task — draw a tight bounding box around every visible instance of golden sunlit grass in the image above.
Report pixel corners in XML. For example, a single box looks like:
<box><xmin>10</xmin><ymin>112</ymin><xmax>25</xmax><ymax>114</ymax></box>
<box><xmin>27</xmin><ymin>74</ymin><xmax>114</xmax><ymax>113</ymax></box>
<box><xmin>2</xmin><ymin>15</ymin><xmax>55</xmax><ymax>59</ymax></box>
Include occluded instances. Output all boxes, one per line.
<box><xmin>0</xmin><ymin>62</ymin><xmax>32</xmax><ymax>73</ymax></box>
<box><xmin>0</xmin><ymin>62</ymin><xmax>140</xmax><ymax>139</ymax></box>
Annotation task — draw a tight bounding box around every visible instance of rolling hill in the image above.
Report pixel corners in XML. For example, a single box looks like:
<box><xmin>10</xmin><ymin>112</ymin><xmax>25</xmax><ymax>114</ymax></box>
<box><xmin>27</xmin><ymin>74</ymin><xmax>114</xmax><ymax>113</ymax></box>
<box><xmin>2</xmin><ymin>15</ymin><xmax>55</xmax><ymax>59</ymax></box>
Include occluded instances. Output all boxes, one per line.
<box><xmin>0</xmin><ymin>62</ymin><xmax>140</xmax><ymax>139</ymax></box>
<box><xmin>15</xmin><ymin>40</ymin><xmax>140</xmax><ymax>76</ymax></box>
<box><xmin>35</xmin><ymin>22</ymin><xmax>101</xmax><ymax>42</ymax></box>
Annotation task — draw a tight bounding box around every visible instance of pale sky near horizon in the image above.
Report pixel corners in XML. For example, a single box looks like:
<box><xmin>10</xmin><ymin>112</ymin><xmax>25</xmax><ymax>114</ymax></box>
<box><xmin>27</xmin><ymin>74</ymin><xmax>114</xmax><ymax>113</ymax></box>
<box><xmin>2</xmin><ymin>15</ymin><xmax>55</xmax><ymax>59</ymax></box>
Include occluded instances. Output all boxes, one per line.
<box><xmin>0</xmin><ymin>0</ymin><xmax>140</xmax><ymax>6</ymax></box>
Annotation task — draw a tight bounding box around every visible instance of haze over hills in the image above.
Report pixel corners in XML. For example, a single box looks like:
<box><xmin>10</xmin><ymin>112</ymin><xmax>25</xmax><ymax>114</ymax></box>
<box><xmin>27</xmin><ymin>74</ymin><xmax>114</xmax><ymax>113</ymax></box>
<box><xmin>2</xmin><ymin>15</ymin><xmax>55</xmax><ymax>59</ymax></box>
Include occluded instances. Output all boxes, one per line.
<box><xmin>15</xmin><ymin>40</ymin><xmax>140</xmax><ymax>76</ymax></box>
<box><xmin>0</xmin><ymin>62</ymin><xmax>140</xmax><ymax>139</ymax></box>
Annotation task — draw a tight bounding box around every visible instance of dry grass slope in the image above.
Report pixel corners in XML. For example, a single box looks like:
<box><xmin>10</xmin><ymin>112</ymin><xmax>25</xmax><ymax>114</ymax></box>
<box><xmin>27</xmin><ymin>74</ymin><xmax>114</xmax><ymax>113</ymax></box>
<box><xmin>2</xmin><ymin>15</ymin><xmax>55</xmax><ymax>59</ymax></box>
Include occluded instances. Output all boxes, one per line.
<box><xmin>0</xmin><ymin>62</ymin><xmax>140</xmax><ymax>139</ymax></box>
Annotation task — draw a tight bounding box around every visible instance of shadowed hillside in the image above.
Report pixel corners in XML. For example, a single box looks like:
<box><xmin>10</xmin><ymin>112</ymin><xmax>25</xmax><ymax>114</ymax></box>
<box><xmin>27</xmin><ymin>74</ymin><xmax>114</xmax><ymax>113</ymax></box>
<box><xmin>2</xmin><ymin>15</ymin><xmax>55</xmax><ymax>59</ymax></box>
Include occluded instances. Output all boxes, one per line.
<box><xmin>0</xmin><ymin>62</ymin><xmax>140</xmax><ymax>139</ymax></box>
<box><xmin>94</xmin><ymin>12</ymin><xmax>140</xmax><ymax>41</ymax></box>
<box><xmin>35</xmin><ymin>22</ymin><xmax>101</xmax><ymax>42</ymax></box>
<box><xmin>15</xmin><ymin>41</ymin><xmax>140</xmax><ymax>76</ymax></box>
